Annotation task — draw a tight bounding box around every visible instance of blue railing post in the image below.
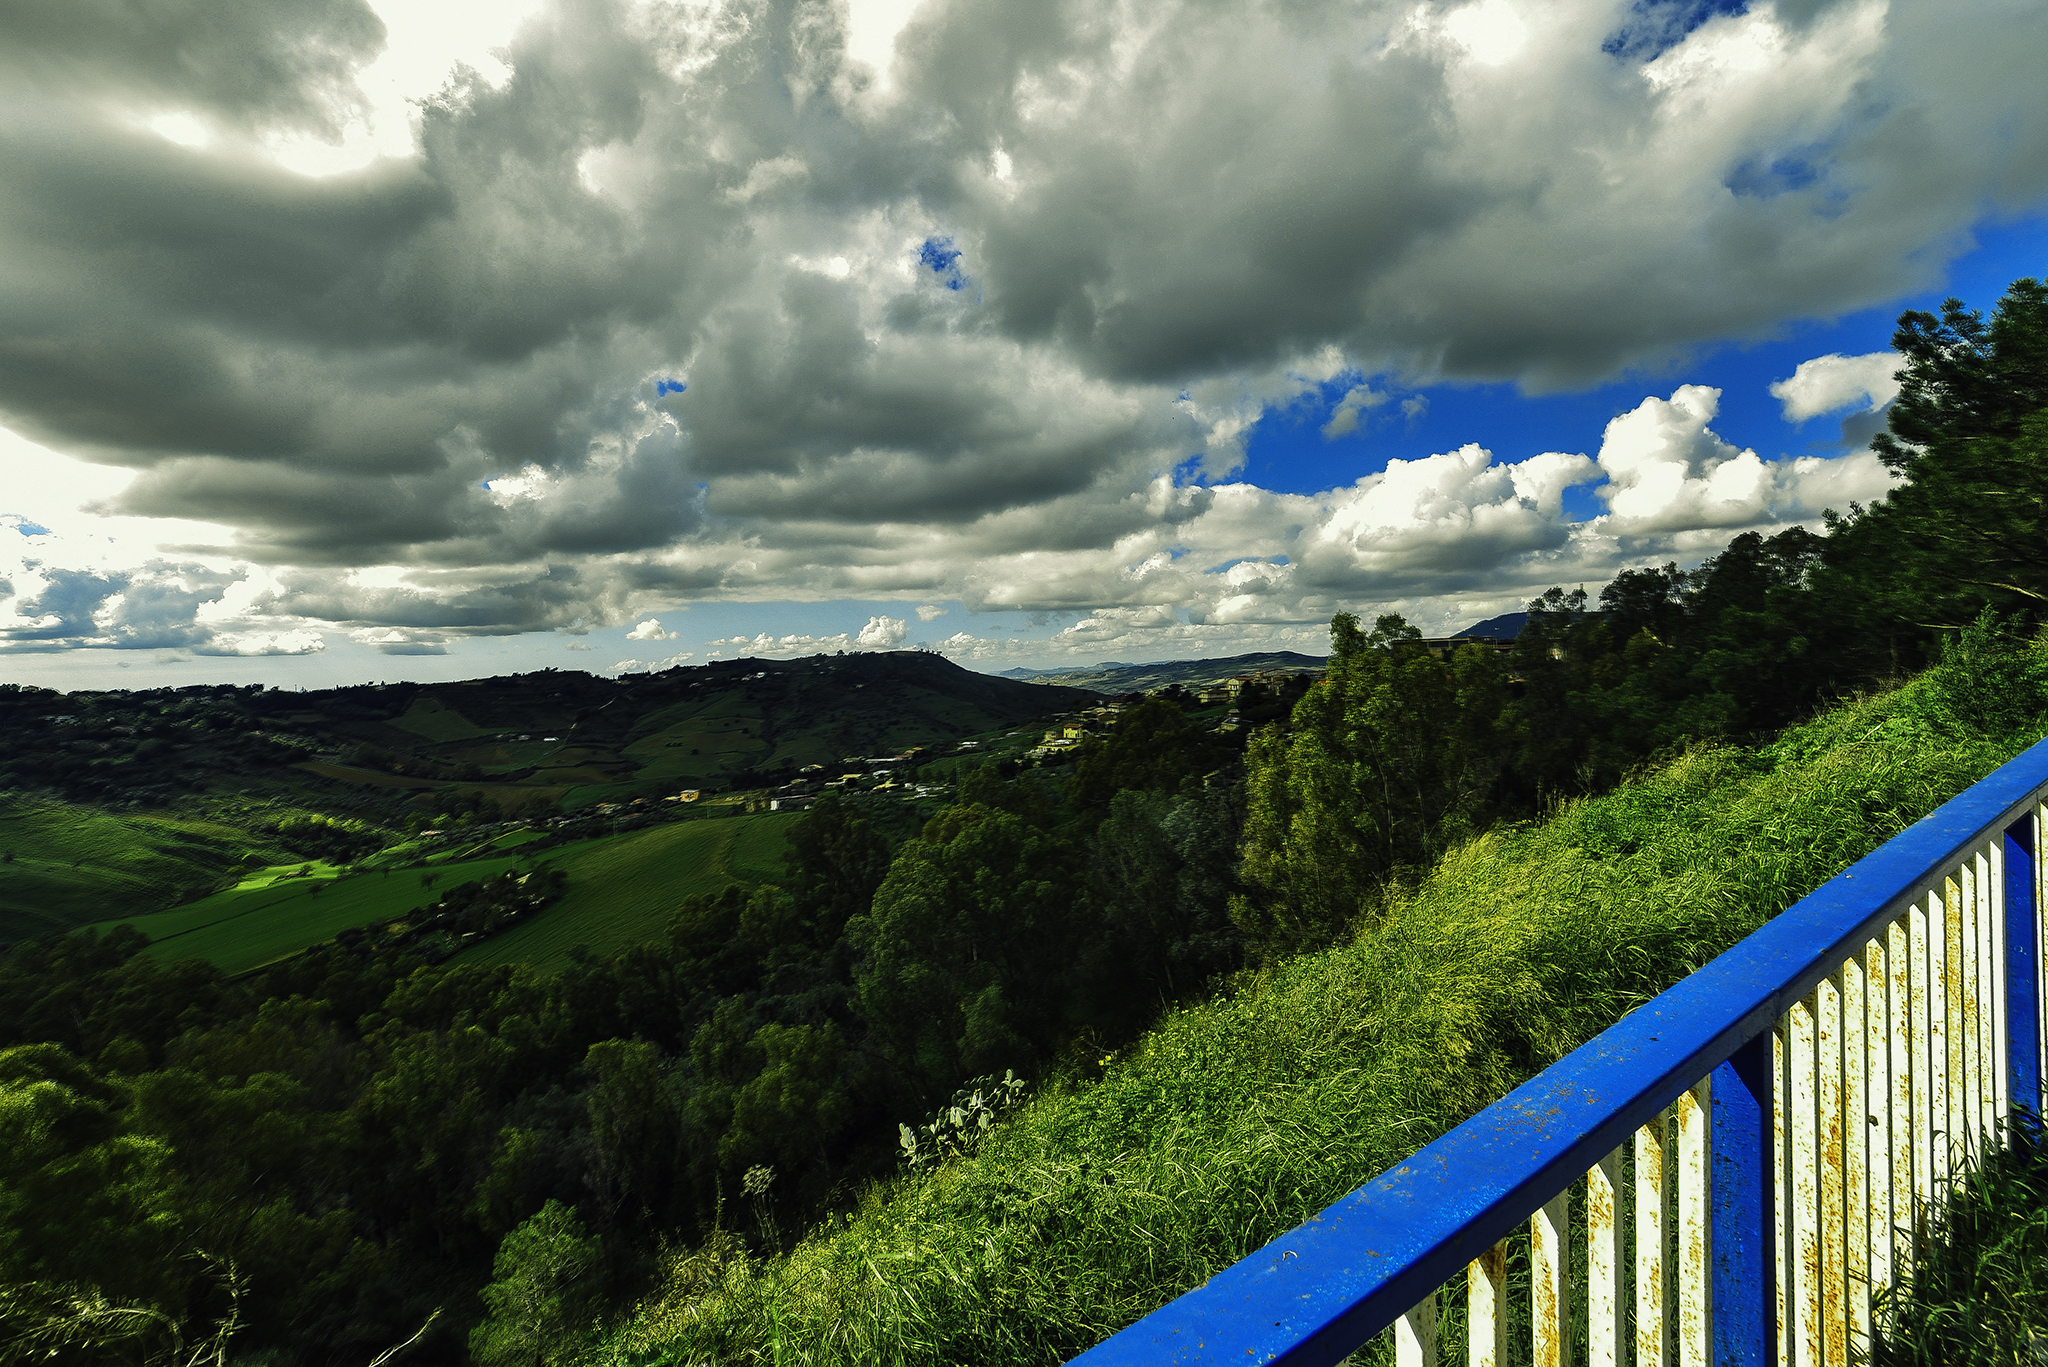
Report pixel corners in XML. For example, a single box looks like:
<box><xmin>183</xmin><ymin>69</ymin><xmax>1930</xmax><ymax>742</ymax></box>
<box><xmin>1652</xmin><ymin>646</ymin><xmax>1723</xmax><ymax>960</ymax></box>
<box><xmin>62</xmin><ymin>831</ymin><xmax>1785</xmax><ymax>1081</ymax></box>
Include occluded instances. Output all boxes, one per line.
<box><xmin>2005</xmin><ymin>815</ymin><xmax>2043</xmax><ymax>1124</ymax></box>
<box><xmin>1711</xmin><ymin>1039</ymin><xmax>1774</xmax><ymax>1364</ymax></box>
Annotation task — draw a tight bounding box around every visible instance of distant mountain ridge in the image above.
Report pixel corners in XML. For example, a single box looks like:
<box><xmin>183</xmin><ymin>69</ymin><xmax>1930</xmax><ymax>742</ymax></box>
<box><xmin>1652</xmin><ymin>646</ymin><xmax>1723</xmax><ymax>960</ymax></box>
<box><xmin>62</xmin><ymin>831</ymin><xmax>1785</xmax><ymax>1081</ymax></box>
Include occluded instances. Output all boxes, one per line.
<box><xmin>1452</xmin><ymin>612</ymin><xmax>1528</xmax><ymax>641</ymax></box>
<box><xmin>0</xmin><ymin>651</ymin><xmax>1099</xmax><ymax>816</ymax></box>
<box><xmin>993</xmin><ymin>651</ymin><xmax>1329</xmax><ymax>694</ymax></box>
<box><xmin>992</xmin><ymin>613</ymin><xmax>1530</xmax><ymax>694</ymax></box>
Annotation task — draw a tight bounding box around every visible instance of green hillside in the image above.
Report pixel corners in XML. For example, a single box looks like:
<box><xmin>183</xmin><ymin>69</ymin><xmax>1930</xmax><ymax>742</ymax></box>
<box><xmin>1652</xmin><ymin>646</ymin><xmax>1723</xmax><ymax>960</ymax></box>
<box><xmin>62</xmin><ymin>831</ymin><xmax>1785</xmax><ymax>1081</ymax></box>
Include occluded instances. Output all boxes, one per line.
<box><xmin>87</xmin><ymin>811</ymin><xmax>799</xmax><ymax>976</ymax></box>
<box><xmin>96</xmin><ymin>853</ymin><xmax>530</xmax><ymax>975</ymax></box>
<box><xmin>0</xmin><ymin>652</ymin><xmax>1094</xmax><ymax>827</ymax></box>
<box><xmin>0</xmin><ymin>801</ymin><xmax>291</xmax><ymax>943</ymax></box>
<box><xmin>454</xmin><ymin>812</ymin><xmax>798</xmax><ymax>970</ymax></box>
<box><xmin>601</xmin><ymin>654</ymin><xmax>2040</xmax><ymax>1364</ymax></box>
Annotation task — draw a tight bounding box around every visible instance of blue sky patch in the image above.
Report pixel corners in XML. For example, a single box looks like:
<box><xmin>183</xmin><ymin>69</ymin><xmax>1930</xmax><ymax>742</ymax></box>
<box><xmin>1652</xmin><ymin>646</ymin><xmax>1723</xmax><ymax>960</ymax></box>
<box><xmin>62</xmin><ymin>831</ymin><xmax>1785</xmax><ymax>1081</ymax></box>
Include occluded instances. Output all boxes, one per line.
<box><xmin>1602</xmin><ymin>0</ymin><xmax>1747</xmax><ymax>61</ymax></box>
<box><xmin>655</xmin><ymin>378</ymin><xmax>687</xmax><ymax>396</ymax></box>
<box><xmin>1234</xmin><ymin>218</ymin><xmax>2048</xmax><ymax>501</ymax></box>
<box><xmin>918</xmin><ymin>237</ymin><xmax>968</xmax><ymax>291</ymax></box>
<box><xmin>1728</xmin><ymin>155</ymin><xmax>1822</xmax><ymax>199</ymax></box>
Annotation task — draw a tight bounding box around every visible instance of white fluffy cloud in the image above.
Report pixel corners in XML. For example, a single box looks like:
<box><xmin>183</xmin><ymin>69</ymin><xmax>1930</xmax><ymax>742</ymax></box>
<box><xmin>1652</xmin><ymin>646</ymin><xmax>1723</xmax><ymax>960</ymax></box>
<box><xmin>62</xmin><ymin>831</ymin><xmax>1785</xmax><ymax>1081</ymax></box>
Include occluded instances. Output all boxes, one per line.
<box><xmin>1770</xmin><ymin>352</ymin><xmax>1904</xmax><ymax>422</ymax></box>
<box><xmin>856</xmin><ymin>615</ymin><xmax>908</xmax><ymax>648</ymax></box>
<box><xmin>627</xmin><ymin>617</ymin><xmax>679</xmax><ymax>641</ymax></box>
<box><xmin>1596</xmin><ymin>385</ymin><xmax>1895</xmax><ymax>537</ymax></box>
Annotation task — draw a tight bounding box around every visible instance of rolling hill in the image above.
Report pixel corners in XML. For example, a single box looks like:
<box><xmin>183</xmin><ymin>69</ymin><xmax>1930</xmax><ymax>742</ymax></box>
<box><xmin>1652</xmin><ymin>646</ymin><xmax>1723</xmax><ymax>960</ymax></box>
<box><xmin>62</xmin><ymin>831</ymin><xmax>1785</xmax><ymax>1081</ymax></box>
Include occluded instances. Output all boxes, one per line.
<box><xmin>996</xmin><ymin>651</ymin><xmax>1328</xmax><ymax>694</ymax></box>
<box><xmin>87</xmin><ymin>810</ymin><xmax>801</xmax><ymax>975</ymax></box>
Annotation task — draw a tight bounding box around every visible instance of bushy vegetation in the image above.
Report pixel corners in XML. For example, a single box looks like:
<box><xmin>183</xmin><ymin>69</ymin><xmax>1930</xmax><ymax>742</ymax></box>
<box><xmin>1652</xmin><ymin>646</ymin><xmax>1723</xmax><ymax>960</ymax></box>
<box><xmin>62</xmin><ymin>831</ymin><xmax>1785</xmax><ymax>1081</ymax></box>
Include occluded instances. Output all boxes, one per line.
<box><xmin>592</xmin><ymin>634</ymin><xmax>2048</xmax><ymax>1365</ymax></box>
<box><xmin>1868</xmin><ymin>1118</ymin><xmax>2048</xmax><ymax>1365</ymax></box>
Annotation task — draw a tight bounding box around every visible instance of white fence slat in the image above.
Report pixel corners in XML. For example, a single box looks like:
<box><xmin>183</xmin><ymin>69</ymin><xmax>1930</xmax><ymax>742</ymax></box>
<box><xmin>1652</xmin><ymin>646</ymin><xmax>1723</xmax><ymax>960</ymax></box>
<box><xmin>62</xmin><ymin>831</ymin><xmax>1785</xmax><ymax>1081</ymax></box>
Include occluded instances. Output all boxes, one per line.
<box><xmin>1976</xmin><ymin>846</ymin><xmax>1998</xmax><ymax>1139</ymax></box>
<box><xmin>1635</xmin><ymin>1120</ymin><xmax>1668</xmax><ymax>1367</ymax></box>
<box><xmin>2039</xmin><ymin>807</ymin><xmax>2048</xmax><ymax>1107</ymax></box>
<box><xmin>1468</xmin><ymin>1242</ymin><xmax>1508</xmax><ymax>1367</ymax></box>
<box><xmin>1587</xmin><ymin>1149</ymin><xmax>1620</xmax><ymax>1367</ymax></box>
<box><xmin>1958</xmin><ymin>861</ymin><xmax>1978</xmax><ymax>1158</ymax></box>
<box><xmin>1990</xmin><ymin>833</ymin><xmax>2010</xmax><ymax>1126</ymax></box>
<box><xmin>1395</xmin><ymin>1293</ymin><xmax>1436</xmax><ymax>1367</ymax></box>
<box><xmin>1935</xmin><ymin>877</ymin><xmax>1958</xmax><ymax>1189</ymax></box>
<box><xmin>1677</xmin><ymin>1081</ymin><xmax>1710</xmax><ymax>1367</ymax></box>
<box><xmin>1533</xmin><ymin>1191</ymin><xmax>1570</xmax><ymax>1367</ymax></box>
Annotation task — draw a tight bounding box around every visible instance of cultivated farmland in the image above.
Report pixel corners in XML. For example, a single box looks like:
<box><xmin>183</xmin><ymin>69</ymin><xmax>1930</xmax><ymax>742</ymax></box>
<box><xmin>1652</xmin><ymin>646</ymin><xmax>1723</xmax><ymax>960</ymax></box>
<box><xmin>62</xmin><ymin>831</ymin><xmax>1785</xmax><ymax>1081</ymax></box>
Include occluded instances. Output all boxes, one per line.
<box><xmin>454</xmin><ymin>811</ymin><xmax>799</xmax><ymax>969</ymax></box>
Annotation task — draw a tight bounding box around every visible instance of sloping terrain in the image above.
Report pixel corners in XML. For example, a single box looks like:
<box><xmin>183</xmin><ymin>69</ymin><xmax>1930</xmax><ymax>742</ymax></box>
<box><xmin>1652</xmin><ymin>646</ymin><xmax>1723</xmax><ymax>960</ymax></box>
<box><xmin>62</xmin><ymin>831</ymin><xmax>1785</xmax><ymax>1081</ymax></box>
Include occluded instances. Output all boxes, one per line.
<box><xmin>1</xmin><ymin>654</ymin><xmax>1091</xmax><ymax>949</ymax></box>
<box><xmin>998</xmin><ymin>651</ymin><xmax>1327</xmax><ymax>694</ymax></box>
<box><xmin>0</xmin><ymin>800</ymin><xmax>297</xmax><ymax>943</ymax></box>
<box><xmin>89</xmin><ymin>810</ymin><xmax>800</xmax><ymax>975</ymax></box>
<box><xmin>0</xmin><ymin>653</ymin><xmax>1095</xmax><ymax>817</ymax></box>
<box><xmin>605</xmin><ymin>654</ymin><xmax>2038</xmax><ymax>1365</ymax></box>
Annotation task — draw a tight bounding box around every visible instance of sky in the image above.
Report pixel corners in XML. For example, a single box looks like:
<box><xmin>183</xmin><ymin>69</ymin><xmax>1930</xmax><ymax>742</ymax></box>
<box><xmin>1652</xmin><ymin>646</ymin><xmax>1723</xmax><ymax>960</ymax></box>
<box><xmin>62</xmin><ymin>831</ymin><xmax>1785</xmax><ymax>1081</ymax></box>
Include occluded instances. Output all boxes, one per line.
<box><xmin>2</xmin><ymin>0</ymin><xmax>2045</xmax><ymax>690</ymax></box>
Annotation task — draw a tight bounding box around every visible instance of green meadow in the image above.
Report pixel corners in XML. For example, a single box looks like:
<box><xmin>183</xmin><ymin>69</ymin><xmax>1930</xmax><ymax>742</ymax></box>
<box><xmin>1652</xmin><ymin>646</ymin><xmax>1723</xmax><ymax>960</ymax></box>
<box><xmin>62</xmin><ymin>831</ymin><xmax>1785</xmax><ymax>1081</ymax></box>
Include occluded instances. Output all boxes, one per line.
<box><xmin>455</xmin><ymin>811</ymin><xmax>798</xmax><ymax>970</ymax></box>
<box><xmin>88</xmin><ymin>811</ymin><xmax>800</xmax><ymax>976</ymax></box>
<box><xmin>0</xmin><ymin>801</ymin><xmax>286</xmax><ymax>943</ymax></box>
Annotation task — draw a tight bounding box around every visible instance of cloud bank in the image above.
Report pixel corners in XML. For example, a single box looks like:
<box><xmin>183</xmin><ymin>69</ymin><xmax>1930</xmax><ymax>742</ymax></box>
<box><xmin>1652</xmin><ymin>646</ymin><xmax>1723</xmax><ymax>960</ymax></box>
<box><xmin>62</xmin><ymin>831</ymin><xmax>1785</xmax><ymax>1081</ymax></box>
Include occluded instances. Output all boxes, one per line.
<box><xmin>0</xmin><ymin>0</ymin><xmax>2034</xmax><ymax>666</ymax></box>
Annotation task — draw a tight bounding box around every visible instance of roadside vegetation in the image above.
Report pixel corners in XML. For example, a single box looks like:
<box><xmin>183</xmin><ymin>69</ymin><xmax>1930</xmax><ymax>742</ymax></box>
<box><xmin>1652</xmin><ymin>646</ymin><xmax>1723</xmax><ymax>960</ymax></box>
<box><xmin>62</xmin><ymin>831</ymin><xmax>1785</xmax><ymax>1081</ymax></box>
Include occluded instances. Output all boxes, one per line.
<box><xmin>591</xmin><ymin>630</ymin><xmax>2048</xmax><ymax>1364</ymax></box>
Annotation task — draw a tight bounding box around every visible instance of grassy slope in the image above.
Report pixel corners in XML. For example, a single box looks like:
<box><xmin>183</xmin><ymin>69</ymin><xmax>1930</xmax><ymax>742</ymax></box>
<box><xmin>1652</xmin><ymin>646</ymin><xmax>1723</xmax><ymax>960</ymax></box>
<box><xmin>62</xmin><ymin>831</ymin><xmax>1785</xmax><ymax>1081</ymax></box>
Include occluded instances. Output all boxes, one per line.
<box><xmin>90</xmin><ymin>812</ymin><xmax>797</xmax><ymax>976</ymax></box>
<box><xmin>603</xmin><ymin>667</ymin><xmax>2038</xmax><ymax>1365</ymax></box>
<box><xmin>100</xmin><ymin>853</ymin><xmax>530</xmax><ymax>975</ymax></box>
<box><xmin>454</xmin><ymin>812</ymin><xmax>797</xmax><ymax>970</ymax></box>
<box><xmin>0</xmin><ymin>802</ymin><xmax>285</xmax><ymax>942</ymax></box>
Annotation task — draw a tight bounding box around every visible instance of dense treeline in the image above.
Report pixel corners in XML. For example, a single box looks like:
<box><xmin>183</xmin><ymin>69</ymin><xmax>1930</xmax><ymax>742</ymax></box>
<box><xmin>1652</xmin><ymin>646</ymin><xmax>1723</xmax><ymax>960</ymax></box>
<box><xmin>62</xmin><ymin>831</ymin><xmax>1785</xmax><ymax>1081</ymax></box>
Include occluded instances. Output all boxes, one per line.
<box><xmin>1</xmin><ymin>277</ymin><xmax>2043</xmax><ymax>1363</ymax></box>
<box><xmin>1237</xmin><ymin>278</ymin><xmax>2048</xmax><ymax>958</ymax></box>
<box><xmin>0</xmin><ymin>704</ymin><xmax>1253</xmax><ymax>1363</ymax></box>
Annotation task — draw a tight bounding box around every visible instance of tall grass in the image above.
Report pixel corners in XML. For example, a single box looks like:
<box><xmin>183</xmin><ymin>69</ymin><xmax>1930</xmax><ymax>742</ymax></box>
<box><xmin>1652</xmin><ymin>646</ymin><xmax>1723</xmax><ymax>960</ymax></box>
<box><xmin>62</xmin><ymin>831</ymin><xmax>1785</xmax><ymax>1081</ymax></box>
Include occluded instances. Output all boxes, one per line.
<box><xmin>595</xmin><ymin>650</ymin><xmax>2046</xmax><ymax>1366</ymax></box>
<box><xmin>1866</xmin><ymin>1119</ymin><xmax>2048</xmax><ymax>1366</ymax></box>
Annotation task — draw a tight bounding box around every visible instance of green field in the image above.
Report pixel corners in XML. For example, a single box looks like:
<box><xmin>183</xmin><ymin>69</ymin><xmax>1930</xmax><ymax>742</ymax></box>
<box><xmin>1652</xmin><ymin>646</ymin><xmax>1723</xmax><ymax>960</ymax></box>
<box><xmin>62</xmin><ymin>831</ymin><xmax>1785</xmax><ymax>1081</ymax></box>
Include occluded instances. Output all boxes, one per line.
<box><xmin>98</xmin><ymin>854</ymin><xmax>532</xmax><ymax>975</ymax></box>
<box><xmin>0</xmin><ymin>802</ymin><xmax>284</xmax><ymax>942</ymax></box>
<box><xmin>87</xmin><ymin>811</ymin><xmax>798</xmax><ymax>975</ymax></box>
<box><xmin>454</xmin><ymin>811</ymin><xmax>798</xmax><ymax>970</ymax></box>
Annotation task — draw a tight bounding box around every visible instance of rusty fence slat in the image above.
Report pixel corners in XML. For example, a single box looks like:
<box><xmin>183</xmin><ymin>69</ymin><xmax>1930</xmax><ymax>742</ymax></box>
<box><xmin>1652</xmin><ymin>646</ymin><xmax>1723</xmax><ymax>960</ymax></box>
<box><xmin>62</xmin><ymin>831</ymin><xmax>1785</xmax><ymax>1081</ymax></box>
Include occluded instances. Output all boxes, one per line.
<box><xmin>1774</xmin><ymin>1021</ymin><xmax>1791</xmax><ymax>1367</ymax></box>
<box><xmin>1589</xmin><ymin>1148</ymin><xmax>1621</xmax><ymax>1367</ymax></box>
<box><xmin>1819</xmin><ymin>973</ymin><xmax>1848</xmax><ymax>1367</ymax></box>
<box><xmin>1532</xmin><ymin>1190</ymin><xmax>1569</xmax><ymax>1367</ymax></box>
<box><xmin>1910</xmin><ymin>895</ymin><xmax>1937</xmax><ymax>1208</ymax></box>
<box><xmin>1635</xmin><ymin>1120</ymin><xmax>1667</xmax><ymax>1367</ymax></box>
<box><xmin>1394</xmin><ymin>1293</ymin><xmax>1436</xmax><ymax>1367</ymax></box>
<box><xmin>1467</xmin><ymin>1242</ymin><xmax>1507</xmax><ymax>1367</ymax></box>
<box><xmin>1846</xmin><ymin>947</ymin><xmax>1874</xmax><ymax>1356</ymax></box>
<box><xmin>1788</xmin><ymin>992</ymin><xmax>1821</xmax><ymax>1366</ymax></box>
<box><xmin>1676</xmin><ymin>1081</ymin><xmax>1709</xmax><ymax>1367</ymax></box>
<box><xmin>1886</xmin><ymin>914</ymin><xmax>1915</xmax><ymax>1290</ymax></box>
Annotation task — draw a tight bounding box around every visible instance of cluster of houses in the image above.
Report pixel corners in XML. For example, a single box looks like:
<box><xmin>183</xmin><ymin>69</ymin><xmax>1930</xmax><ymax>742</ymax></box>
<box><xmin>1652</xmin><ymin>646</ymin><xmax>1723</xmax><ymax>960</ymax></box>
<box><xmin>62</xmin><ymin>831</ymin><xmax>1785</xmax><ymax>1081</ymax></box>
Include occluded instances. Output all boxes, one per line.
<box><xmin>756</xmin><ymin>746</ymin><xmax>942</xmax><ymax>812</ymax></box>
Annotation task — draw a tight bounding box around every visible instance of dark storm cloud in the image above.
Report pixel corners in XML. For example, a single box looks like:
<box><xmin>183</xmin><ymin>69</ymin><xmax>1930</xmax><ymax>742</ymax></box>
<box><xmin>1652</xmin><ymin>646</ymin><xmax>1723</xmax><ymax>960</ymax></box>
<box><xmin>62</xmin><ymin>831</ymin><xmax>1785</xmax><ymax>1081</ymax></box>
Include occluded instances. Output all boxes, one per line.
<box><xmin>0</xmin><ymin>0</ymin><xmax>2043</xmax><ymax>652</ymax></box>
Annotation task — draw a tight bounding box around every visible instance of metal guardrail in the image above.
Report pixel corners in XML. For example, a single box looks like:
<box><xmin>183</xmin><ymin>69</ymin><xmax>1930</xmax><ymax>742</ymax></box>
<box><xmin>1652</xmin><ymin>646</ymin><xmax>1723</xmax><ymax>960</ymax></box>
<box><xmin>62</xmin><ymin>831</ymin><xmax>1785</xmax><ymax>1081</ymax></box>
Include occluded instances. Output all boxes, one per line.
<box><xmin>1073</xmin><ymin>736</ymin><xmax>2048</xmax><ymax>1366</ymax></box>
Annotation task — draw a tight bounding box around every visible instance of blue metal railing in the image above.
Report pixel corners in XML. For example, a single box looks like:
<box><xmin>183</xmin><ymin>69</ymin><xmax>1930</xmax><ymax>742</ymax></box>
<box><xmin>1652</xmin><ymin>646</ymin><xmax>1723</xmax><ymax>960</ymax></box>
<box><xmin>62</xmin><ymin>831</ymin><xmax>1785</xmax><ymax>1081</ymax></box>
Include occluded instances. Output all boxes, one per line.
<box><xmin>1074</xmin><ymin>736</ymin><xmax>2048</xmax><ymax>1366</ymax></box>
